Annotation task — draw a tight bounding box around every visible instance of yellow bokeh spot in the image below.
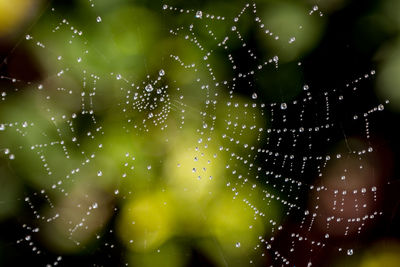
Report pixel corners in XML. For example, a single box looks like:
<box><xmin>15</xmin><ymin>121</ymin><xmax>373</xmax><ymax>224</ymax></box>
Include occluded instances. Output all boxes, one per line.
<box><xmin>208</xmin><ymin>192</ymin><xmax>266</xmax><ymax>253</ymax></box>
<box><xmin>117</xmin><ymin>192</ymin><xmax>174</xmax><ymax>252</ymax></box>
<box><xmin>165</xmin><ymin>142</ymin><xmax>224</xmax><ymax>199</ymax></box>
<box><xmin>360</xmin><ymin>241</ymin><xmax>400</xmax><ymax>267</ymax></box>
<box><xmin>0</xmin><ymin>0</ymin><xmax>33</xmax><ymax>36</ymax></box>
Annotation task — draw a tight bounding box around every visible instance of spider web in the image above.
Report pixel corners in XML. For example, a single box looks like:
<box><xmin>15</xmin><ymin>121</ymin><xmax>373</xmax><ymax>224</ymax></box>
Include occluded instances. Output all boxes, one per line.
<box><xmin>0</xmin><ymin>1</ymin><xmax>389</xmax><ymax>266</ymax></box>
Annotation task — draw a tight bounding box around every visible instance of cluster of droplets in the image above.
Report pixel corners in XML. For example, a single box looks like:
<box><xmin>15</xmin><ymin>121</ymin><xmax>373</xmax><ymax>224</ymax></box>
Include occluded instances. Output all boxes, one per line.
<box><xmin>162</xmin><ymin>4</ymin><xmax>225</xmax><ymax>21</ymax></box>
<box><xmin>119</xmin><ymin>69</ymin><xmax>172</xmax><ymax>132</ymax></box>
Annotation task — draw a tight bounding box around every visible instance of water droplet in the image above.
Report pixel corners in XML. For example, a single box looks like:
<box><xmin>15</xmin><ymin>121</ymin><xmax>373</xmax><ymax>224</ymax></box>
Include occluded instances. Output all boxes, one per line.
<box><xmin>145</xmin><ymin>84</ymin><xmax>153</xmax><ymax>92</ymax></box>
<box><xmin>347</xmin><ymin>249</ymin><xmax>353</xmax><ymax>256</ymax></box>
<box><xmin>97</xmin><ymin>171</ymin><xmax>103</xmax><ymax>176</ymax></box>
<box><xmin>235</xmin><ymin>242</ymin><xmax>241</xmax><ymax>248</ymax></box>
<box><xmin>252</xmin><ymin>93</ymin><xmax>258</xmax><ymax>99</ymax></box>
<box><xmin>378</xmin><ymin>104</ymin><xmax>384</xmax><ymax>111</ymax></box>
<box><xmin>195</xmin><ymin>10</ymin><xmax>203</xmax><ymax>19</ymax></box>
<box><xmin>96</xmin><ymin>16</ymin><xmax>102</xmax><ymax>23</ymax></box>
<box><xmin>159</xmin><ymin>69</ymin><xmax>165</xmax><ymax>76</ymax></box>
<box><xmin>280</xmin><ymin>103</ymin><xmax>287</xmax><ymax>110</ymax></box>
<box><xmin>303</xmin><ymin>85</ymin><xmax>309</xmax><ymax>91</ymax></box>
